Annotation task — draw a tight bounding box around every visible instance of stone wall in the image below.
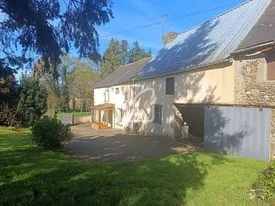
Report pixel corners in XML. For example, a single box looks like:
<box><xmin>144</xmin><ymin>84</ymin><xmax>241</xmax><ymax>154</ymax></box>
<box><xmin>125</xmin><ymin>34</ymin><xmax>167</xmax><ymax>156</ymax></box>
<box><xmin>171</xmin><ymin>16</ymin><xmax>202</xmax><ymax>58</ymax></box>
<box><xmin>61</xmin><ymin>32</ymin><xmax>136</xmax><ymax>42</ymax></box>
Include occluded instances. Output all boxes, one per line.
<box><xmin>234</xmin><ymin>55</ymin><xmax>275</xmax><ymax>106</ymax></box>
<box><xmin>271</xmin><ymin>110</ymin><xmax>275</xmax><ymax>159</ymax></box>
<box><xmin>234</xmin><ymin>54</ymin><xmax>275</xmax><ymax>159</ymax></box>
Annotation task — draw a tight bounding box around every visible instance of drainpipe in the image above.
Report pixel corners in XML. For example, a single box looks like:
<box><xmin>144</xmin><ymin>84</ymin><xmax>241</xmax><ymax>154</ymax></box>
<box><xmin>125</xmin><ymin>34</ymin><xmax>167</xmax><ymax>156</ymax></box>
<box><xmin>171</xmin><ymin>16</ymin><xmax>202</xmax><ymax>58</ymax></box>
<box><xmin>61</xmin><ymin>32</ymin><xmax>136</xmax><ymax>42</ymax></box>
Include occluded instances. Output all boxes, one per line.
<box><xmin>132</xmin><ymin>79</ymin><xmax>136</xmax><ymax>127</ymax></box>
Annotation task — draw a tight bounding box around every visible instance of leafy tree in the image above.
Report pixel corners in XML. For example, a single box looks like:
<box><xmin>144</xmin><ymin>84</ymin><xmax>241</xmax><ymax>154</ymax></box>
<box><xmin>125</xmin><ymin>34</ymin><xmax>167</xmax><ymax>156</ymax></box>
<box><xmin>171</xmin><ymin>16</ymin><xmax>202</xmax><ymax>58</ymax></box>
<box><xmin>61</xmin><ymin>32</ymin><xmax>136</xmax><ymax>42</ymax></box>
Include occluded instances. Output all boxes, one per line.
<box><xmin>56</xmin><ymin>56</ymin><xmax>76</xmax><ymax>111</ymax></box>
<box><xmin>129</xmin><ymin>41</ymin><xmax>151</xmax><ymax>63</ymax></box>
<box><xmin>18</xmin><ymin>76</ymin><xmax>48</xmax><ymax>126</ymax></box>
<box><xmin>68</xmin><ymin>62</ymin><xmax>99</xmax><ymax>111</ymax></box>
<box><xmin>100</xmin><ymin>39</ymin><xmax>121</xmax><ymax>78</ymax></box>
<box><xmin>0</xmin><ymin>0</ymin><xmax>113</xmax><ymax>80</ymax></box>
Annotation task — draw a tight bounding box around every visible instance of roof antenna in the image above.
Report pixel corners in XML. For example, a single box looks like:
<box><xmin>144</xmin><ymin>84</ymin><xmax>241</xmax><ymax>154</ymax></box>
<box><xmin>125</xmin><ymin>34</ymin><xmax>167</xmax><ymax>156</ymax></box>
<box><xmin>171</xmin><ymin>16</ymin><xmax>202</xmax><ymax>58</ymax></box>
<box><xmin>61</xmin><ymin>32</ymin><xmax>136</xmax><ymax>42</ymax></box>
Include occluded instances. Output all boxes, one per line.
<box><xmin>161</xmin><ymin>14</ymin><xmax>168</xmax><ymax>46</ymax></box>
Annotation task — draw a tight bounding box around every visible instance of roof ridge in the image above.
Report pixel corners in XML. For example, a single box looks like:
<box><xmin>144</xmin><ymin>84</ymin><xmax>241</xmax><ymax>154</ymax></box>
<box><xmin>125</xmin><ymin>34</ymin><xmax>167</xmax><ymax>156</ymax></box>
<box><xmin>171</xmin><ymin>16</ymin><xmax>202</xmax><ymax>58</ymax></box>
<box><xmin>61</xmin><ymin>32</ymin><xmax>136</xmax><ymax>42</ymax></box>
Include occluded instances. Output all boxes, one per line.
<box><xmin>118</xmin><ymin>57</ymin><xmax>152</xmax><ymax>69</ymax></box>
<box><xmin>166</xmin><ymin>0</ymin><xmax>255</xmax><ymax>42</ymax></box>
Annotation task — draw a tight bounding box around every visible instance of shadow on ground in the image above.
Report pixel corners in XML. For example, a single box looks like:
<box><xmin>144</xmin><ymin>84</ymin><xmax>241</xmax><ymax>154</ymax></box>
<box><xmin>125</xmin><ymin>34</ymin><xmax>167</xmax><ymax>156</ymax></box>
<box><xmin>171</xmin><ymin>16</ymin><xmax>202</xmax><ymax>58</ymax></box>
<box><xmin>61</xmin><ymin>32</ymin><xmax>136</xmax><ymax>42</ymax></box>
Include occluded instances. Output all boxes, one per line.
<box><xmin>64</xmin><ymin>123</ymin><xmax>197</xmax><ymax>163</ymax></box>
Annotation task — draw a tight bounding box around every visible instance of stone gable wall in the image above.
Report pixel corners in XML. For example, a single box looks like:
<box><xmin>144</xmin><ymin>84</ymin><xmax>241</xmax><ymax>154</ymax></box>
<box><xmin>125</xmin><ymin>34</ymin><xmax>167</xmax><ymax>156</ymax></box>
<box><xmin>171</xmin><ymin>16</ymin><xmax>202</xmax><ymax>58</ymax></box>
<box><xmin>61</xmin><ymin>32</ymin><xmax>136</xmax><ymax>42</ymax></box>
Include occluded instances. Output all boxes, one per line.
<box><xmin>234</xmin><ymin>54</ymin><xmax>275</xmax><ymax>159</ymax></box>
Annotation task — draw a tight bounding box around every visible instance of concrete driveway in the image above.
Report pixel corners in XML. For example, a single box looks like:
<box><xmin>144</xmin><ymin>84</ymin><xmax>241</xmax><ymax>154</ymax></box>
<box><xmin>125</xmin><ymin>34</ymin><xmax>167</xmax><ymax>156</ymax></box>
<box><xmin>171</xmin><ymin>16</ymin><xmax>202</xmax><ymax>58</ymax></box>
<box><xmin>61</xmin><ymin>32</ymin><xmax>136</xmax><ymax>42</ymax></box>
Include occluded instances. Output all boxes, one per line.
<box><xmin>64</xmin><ymin>124</ymin><xmax>196</xmax><ymax>163</ymax></box>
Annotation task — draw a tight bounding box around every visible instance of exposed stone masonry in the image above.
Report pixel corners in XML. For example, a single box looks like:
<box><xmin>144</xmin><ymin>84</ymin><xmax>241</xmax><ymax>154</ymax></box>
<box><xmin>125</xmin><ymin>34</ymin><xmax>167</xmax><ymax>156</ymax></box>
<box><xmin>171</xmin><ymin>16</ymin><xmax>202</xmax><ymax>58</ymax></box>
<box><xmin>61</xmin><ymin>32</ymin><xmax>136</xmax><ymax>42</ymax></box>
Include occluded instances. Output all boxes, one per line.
<box><xmin>234</xmin><ymin>55</ymin><xmax>275</xmax><ymax>159</ymax></box>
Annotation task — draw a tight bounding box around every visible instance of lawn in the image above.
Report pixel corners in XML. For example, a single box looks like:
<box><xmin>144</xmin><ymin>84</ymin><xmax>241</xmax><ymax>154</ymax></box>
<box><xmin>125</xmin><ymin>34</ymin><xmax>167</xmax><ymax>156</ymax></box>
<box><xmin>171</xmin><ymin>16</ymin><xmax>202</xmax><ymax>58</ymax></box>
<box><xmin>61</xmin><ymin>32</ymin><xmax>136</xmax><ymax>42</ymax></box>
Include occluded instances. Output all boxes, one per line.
<box><xmin>0</xmin><ymin>127</ymin><xmax>271</xmax><ymax>205</ymax></box>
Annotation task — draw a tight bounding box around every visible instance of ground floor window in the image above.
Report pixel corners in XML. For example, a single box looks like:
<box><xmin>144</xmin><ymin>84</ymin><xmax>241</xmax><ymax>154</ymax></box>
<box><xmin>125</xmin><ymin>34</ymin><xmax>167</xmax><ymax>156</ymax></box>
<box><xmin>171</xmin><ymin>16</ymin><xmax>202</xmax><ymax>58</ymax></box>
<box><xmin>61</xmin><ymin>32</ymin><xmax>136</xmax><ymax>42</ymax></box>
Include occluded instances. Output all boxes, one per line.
<box><xmin>116</xmin><ymin>108</ymin><xmax>123</xmax><ymax>124</ymax></box>
<box><xmin>153</xmin><ymin>104</ymin><xmax>162</xmax><ymax>124</ymax></box>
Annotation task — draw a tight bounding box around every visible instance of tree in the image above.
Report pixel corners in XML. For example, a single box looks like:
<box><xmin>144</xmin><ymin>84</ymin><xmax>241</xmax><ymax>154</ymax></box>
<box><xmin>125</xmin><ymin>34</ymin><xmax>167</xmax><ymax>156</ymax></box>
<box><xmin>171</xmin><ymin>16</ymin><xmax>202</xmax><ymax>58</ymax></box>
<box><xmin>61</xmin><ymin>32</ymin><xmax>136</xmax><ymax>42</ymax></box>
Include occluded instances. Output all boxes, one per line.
<box><xmin>18</xmin><ymin>76</ymin><xmax>48</xmax><ymax>126</ymax></box>
<box><xmin>0</xmin><ymin>0</ymin><xmax>113</xmax><ymax>80</ymax></box>
<box><xmin>0</xmin><ymin>61</ymin><xmax>19</xmax><ymax>106</ymax></box>
<box><xmin>100</xmin><ymin>39</ymin><xmax>121</xmax><ymax>78</ymax></box>
<box><xmin>129</xmin><ymin>41</ymin><xmax>151</xmax><ymax>63</ymax></box>
<box><xmin>68</xmin><ymin>62</ymin><xmax>99</xmax><ymax>111</ymax></box>
<box><xmin>100</xmin><ymin>39</ymin><xmax>151</xmax><ymax>78</ymax></box>
<box><xmin>120</xmin><ymin>40</ymin><xmax>129</xmax><ymax>65</ymax></box>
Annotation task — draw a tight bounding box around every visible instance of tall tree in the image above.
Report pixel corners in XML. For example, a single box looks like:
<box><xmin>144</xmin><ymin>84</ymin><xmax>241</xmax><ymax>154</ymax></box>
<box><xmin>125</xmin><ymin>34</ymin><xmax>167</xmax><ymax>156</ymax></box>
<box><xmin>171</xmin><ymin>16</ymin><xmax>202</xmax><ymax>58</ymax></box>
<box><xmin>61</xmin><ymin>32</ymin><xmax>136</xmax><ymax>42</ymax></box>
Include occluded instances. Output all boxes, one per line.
<box><xmin>129</xmin><ymin>41</ymin><xmax>151</xmax><ymax>63</ymax></box>
<box><xmin>100</xmin><ymin>39</ymin><xmax>121</xmax><ymax>78</ymax></box>
<box><xmin>120</xmin><ymin>40</ymin><xmax>129</xmax><ymax>65</ymax></box>
<box><xmin>0</xmin><ymin>0</ymin><xmax>113</xmax><ymax>80</ymax></box>
<box><xmin>68</xmin><ymin>61</ymin><xmax>99</xmax><ymax>111</ymax></box>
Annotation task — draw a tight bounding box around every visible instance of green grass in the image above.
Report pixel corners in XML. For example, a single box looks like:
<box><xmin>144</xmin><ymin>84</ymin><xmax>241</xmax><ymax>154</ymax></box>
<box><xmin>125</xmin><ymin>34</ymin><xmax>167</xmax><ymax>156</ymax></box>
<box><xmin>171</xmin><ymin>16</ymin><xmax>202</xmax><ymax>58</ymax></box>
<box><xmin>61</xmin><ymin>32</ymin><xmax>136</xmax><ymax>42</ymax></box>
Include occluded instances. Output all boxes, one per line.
<box><xmin>57</xmin><ymin>111</ymin><xmax>90</xmax><ymax>117</ymax></box>
<box><xmin>0</xmin><ymin>127</ymin><xmax>271</xmax><ymax>205</ymax></box>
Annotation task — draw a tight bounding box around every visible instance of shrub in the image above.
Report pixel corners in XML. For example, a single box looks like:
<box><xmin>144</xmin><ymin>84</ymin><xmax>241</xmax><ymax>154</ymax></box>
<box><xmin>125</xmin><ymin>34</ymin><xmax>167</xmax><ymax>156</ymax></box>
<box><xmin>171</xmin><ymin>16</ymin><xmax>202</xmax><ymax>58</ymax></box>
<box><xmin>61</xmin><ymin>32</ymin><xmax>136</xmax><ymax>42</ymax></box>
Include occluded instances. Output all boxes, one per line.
<box><xmin>250</xmin><ymin>162</ymin><xmax>275</xmax><ymax>200</ymax></box>
<box><xmin>31</xmin><ymin>115</ymin><xmax>72</xmax><ymax>149</ymax></box>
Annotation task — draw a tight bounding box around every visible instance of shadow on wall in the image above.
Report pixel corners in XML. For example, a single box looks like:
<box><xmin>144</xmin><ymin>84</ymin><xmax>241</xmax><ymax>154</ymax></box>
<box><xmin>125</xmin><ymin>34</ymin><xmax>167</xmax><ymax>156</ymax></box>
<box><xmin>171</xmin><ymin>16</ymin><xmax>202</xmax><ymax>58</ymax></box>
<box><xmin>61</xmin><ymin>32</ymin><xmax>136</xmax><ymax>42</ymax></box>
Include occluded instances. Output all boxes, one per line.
<box><xmin>140</xmin><ymin>19</ymin><xmax>219</xmax><ymax>77</ymax></box>
<box><xmin>204</xmin><ymin>106</ymin><xmax>248</xmax><ymax>155</ymax></box>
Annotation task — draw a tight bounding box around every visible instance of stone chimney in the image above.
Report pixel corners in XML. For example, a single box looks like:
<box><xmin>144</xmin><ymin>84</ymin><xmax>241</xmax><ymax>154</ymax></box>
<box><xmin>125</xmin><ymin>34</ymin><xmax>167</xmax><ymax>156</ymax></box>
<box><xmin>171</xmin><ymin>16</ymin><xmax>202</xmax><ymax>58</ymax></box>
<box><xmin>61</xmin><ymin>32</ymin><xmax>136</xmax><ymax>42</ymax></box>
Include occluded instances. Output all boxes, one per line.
<box><xmin>163</xmin><ymin>32</ymin><xmax>178</xmax><ymax>45</ymax></box>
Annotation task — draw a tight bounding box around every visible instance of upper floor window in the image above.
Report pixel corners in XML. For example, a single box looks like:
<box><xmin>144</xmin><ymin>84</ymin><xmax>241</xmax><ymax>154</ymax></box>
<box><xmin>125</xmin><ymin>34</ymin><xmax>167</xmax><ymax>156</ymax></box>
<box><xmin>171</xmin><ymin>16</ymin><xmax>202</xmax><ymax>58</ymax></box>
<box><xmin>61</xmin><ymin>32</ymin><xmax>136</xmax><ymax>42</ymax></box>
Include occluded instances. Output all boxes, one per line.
<box><xmin>166</xmin><ymin>77</ymin><xmax>175</xmax><ymax>95</ymax></box>
<box><xmin>267</xmin><ymin>53</ymin><xmax>275</xmax><ymax>81</ymax></box>
<box><xmin>115</xmin><ymin>88</ymin><xmax>119</xmax><ymax>94</ymax></box>
<box><xmin>153</xmin><ymin>104</ymin><xmax>162</xmax><ymax>124</ymax></box>
<box><xmin>104</xmin><ymin>90</ymin><xmax>109</xmax><ymax>102</ymax></box>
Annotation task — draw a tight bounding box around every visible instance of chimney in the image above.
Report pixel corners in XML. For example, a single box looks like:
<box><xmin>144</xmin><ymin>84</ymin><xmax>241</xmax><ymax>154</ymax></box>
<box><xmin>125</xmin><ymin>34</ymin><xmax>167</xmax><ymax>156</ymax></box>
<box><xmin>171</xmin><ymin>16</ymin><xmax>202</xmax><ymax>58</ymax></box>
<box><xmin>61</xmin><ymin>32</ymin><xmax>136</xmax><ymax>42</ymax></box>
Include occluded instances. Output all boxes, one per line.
<box><xmin>163</xmin><ymin>32</ymin><xmax>178</xmax><ymax>45</ymax></box>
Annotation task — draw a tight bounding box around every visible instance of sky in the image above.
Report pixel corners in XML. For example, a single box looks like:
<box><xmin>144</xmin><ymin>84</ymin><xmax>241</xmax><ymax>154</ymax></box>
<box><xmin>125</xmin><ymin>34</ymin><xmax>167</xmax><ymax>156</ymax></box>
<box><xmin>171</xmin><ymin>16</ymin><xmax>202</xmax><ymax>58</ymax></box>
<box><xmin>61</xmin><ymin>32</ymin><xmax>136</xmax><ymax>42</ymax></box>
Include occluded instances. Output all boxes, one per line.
<box><xmin>97</xmin><ymin>0</ymin><xmax>245</xmax><ymax>55</ymax></box>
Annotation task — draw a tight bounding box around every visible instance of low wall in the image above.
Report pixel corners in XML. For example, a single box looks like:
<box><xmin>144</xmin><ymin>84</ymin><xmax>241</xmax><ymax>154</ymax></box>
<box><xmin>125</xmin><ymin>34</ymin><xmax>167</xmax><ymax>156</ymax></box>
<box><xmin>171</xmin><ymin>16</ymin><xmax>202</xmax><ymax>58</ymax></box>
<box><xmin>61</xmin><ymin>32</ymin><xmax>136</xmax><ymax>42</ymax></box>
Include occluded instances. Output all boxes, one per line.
<box><xmin>60</xmin><ymin>115</ymin><xmax>91</xmax><ymax>125</ymax></box>
<box><xmin>73</xmin><ymin>116</ymin><xmax>91</xmax><ymax>125</ymax></box>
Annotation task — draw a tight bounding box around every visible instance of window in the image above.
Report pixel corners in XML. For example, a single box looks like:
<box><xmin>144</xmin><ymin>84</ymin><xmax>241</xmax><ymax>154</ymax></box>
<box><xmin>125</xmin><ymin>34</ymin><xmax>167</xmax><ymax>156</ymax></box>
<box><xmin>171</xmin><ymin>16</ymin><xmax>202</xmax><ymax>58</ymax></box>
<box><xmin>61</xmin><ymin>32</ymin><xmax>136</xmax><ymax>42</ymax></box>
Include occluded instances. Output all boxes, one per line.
<box><xmin>104</xmin><ymin>90</ymin><xmax>109</xmax><ymax>102</ymax></box>
<box><xmin>124</xmin><ymin>91</ymin><xmax>128</xmax><ymax>100</ymax></box>
<box><xmin>267</xmin><ymin>53</ymin><xmax>275</xmax><ymax>81</ymax></box>
<box><xmin>117</xmin><ymin>108</ymin><xmax>123</xmax><ymax>123</ymax></box>
<box><xmin>166</xmin><ymin>77</ymin><xmax>174</xmax><ymax>95</ymax></box>
<box><xmin>153</xmin><ymin>104</ymin><xmax>162</xmax><ymax>124</ymax></box>
<box><xmin>115</xmin><ymin>88</ymin><xmax>119</xmax><ymax>94</ymax></box>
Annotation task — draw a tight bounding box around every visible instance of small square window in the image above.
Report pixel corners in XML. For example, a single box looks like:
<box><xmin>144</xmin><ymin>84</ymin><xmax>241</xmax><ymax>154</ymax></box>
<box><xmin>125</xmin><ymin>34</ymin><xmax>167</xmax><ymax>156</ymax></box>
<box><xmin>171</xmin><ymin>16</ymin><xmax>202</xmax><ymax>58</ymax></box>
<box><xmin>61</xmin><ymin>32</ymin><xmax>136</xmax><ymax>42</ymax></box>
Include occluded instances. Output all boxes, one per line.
<box><xmin>166</xmin><ymin>77</ymin><xmax>174</xmax><ymax>95</ymax></box>
<box><xmin>267</xmin><ymin>53</ymin><xmax>275</xmax><ymax>81</ymax></box>
<box><xmin>153</xmin><ymin>104</ymin><xmax>162</xmax><ymax>124</ymax></box>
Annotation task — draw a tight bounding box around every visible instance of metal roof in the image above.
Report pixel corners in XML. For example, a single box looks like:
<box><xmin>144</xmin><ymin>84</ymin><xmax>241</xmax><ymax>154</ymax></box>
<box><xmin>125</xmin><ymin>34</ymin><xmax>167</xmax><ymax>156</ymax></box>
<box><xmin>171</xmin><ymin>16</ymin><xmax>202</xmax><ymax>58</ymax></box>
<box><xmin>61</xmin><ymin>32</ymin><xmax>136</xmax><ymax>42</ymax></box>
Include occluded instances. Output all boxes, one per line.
<box><xmin>136</xmin><ymin>0</ymin><xmax>272</xmax><ymax>79</ymax></box>
<box><xmin>95</xmin><ymin>57</ymin><xmax>151</xmax><ymax>88</ymax></box>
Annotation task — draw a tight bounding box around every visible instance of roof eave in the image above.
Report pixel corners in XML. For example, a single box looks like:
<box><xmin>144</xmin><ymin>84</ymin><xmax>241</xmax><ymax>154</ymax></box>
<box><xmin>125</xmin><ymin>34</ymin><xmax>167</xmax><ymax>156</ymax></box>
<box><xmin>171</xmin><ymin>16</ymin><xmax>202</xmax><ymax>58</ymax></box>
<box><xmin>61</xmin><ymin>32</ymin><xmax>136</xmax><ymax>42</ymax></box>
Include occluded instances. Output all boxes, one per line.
<box><xmin>133</xmin><ymin>58</ymin><xmax>233</xmax><ymax>81</ymax></box>
<box><xmin>231</xmin><ymin>40</ymin><xmax>275</xmax><ymax>55</ymax></box>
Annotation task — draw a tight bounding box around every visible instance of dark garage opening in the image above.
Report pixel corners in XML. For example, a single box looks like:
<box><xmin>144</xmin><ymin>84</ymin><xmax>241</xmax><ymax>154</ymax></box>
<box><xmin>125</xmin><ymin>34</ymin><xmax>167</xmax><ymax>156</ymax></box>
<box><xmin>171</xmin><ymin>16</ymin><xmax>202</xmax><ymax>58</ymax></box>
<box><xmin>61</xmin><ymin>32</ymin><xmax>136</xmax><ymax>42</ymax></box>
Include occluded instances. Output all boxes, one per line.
<box><xmin>174</xmin><ymin>104</ymin><xmax>204</xmax><ymax>147</ymax></box>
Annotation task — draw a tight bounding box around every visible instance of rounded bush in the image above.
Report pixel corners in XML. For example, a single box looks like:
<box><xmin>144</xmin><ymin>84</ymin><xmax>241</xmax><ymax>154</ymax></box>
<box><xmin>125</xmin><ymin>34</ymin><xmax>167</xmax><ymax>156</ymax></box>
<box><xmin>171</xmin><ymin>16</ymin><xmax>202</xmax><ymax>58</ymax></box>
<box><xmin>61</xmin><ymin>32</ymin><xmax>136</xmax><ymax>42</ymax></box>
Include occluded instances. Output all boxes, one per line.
<box><xmin>31</xmin><ymin>116</ymin><xmax>72</xmax><ymax>149</ymax></box>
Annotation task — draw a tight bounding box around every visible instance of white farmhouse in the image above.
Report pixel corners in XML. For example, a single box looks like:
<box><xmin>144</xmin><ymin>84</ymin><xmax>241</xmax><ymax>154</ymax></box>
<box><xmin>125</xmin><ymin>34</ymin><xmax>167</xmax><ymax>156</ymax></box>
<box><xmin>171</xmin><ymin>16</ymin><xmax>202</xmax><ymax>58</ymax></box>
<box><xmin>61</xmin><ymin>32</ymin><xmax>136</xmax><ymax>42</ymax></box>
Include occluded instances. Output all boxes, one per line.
<box><xmin>94</xmin><ymin>0</ymin><xmax>275</xmax><ymax>161</ymax></box>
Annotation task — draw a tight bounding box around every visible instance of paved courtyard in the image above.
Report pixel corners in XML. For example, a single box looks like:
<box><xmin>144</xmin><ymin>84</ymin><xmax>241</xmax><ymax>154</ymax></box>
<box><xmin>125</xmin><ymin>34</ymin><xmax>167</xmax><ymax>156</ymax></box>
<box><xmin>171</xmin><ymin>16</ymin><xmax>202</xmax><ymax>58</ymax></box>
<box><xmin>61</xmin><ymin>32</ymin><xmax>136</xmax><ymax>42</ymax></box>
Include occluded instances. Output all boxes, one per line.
<box><xmin>64</xmin><ymin>124</ymin><xmax>196</xmax><ymax>163</ymax></box>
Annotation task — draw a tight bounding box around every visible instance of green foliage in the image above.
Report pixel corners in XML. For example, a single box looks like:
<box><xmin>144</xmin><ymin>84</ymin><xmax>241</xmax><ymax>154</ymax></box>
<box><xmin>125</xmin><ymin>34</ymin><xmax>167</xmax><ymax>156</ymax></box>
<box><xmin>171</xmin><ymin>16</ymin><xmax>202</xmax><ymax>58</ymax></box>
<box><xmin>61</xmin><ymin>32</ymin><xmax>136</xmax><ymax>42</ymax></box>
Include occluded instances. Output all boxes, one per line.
<box><xmin>0</xmin><ymin>63</ymin><xmax>20</xmax><ymax>106</ymax></box>
<box><xmin>31</xmin><ymin>116</ymin><xmax>72</xmax><ymax>149</ymax></box>
<box><xmin>129</xmin><ymin>41</ymin><xmax>151</xmax><ymax>63</ymax></box>
<box><xmin>0</xmin><ymin>75</ymin><xmax>47</xmax><ymax>127</ymax></box>
<box><xmin>0</xmin><ymin>0</ymin><xmax>113</xmax><ymax>80</ymax></box>
<box><xmin>100</xmin><ymin>39</ymin><xmax>151</xmax><ymax>78</ymax></box>
<box><xmin>18</xmin><ymin>76</ymin><xmax>48</xmax><ymax>126</ymax></box>
<box><xmin>0</xmin><ymin>104</ymin><xmax>22</xmax><ymax>126</ymax></box>
<box><xmin>251</xmin><ymin>162</ymin><xmax>275</xmax><ymax>200</ymax></box>
<box><xmin>100</xmin><ymin>39</ymin><xmax>122</xmax><ymax>78</ymax></box>
<box><xmin>68</xmin><ymin>61</ymin><xmax>99</xmax><ymax>111</ymax></box>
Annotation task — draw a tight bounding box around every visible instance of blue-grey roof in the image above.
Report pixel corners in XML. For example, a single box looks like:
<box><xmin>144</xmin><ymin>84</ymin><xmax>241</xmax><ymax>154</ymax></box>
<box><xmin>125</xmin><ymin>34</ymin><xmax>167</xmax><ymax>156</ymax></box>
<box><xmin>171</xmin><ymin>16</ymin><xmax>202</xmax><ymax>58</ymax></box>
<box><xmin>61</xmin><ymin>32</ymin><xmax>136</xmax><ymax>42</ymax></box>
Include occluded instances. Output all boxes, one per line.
<box><xmin>137</xmin><ymin>0</ymin><xmax>272</xmax><ymax>79</ymax></box>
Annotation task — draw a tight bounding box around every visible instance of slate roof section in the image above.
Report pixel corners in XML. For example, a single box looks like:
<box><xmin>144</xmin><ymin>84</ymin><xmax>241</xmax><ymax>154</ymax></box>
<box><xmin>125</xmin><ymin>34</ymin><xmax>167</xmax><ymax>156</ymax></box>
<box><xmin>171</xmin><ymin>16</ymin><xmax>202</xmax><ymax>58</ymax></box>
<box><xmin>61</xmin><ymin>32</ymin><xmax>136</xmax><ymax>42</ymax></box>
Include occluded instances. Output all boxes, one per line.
<box><xmin>237</xmin><ymin>0</ymin><xmax>275</xmax><ymax>50</ymax></box>
<box><xmin>95</xmin><ymin>57</ymin><xmax>151</xmax><ymax>88</ymax></box>
<box><xmin>137</xmin><ymin>0</ymin><xmax>272</xmax><ymax>79</ymax></box>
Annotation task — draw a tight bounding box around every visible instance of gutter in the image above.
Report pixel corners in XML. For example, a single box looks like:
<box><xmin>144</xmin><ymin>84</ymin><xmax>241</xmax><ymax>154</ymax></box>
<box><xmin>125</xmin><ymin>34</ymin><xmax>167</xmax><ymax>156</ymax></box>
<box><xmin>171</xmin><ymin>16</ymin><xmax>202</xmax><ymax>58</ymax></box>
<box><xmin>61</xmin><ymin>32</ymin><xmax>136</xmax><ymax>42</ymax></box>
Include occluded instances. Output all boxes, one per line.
<box><xmin>133</xmin><ymin>58</ymin><xmax>232</xmax><ymax>82</ymax></box>
<box><xmin>231</xmin><ymin>41</ymin><xmax>275</xmax><ymax>55</ymax></box>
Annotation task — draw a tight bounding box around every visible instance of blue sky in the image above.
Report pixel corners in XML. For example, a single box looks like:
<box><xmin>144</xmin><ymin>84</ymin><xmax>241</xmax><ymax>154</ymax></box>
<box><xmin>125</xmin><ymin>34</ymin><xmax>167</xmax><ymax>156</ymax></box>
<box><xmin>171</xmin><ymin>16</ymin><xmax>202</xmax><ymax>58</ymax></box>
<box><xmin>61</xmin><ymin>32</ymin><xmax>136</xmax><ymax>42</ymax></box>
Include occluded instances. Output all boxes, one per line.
<box><xmin>97</xmin><ymin>0</ymin><xmax>245</xmax><ymax>55</ymax></box>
